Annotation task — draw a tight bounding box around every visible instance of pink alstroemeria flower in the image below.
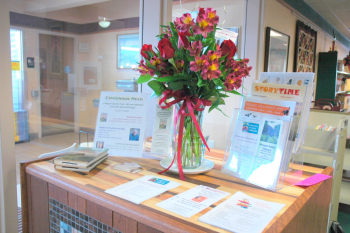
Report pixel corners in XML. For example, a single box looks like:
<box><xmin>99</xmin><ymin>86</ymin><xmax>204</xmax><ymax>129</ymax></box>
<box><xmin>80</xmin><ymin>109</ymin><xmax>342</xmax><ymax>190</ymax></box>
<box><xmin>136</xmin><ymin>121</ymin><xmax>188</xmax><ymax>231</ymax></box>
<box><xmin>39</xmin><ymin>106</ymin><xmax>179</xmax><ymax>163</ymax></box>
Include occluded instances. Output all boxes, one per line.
<box><xmin>176</xmin><ymin>13</ymin><xmax>195</xmax><ymax>32</ymax></box>
<box><xmin>202</xmin><ymin>62</ymin><xmax>221</xmax><ymax>80</ymax></box>
<box><xmin>188</xmin><ymin>41</ymin><xmax>203</xmax><ymax>57</ymax></box>
<box><xmin>150</xmin><ymin>56</ymin><xmax>166</xmax><ymax>70</ymax></box>
<box><xmin>190</xmin><ymin>55</ymin><xmax>208</xmax><ymax>72</ymax></box>
<box><xmin>138</xmin><ymin>60</ymin><xmax>155</xmax><ymax>76</ymax></box>
<box><xmin>193</xmin><ymin>14</ymin><xmax>214</xmax><ymax>38</ymax></box>
<box><xmin>207</xmin><ymin>50</ymin><xmax>221</xmax><ymax>62</ymax></box>
<box><xmin>196</xmin><ymin>7</ymin><xmax>205</xmax><ymax>23</ymax></box>
<box><xmin>205</xmin><ymin>8</ymin><xmax>219</xmax><ymax>25</ymax></box>
<box><xmin>224</xmin><ymin>74</ymin><xmax>242</xmax><ymax>91</ymax></box>
<box><xmin>176</xmin><ymin>60</ymin><xmax>185</xmax><ymax>72</ymax></box>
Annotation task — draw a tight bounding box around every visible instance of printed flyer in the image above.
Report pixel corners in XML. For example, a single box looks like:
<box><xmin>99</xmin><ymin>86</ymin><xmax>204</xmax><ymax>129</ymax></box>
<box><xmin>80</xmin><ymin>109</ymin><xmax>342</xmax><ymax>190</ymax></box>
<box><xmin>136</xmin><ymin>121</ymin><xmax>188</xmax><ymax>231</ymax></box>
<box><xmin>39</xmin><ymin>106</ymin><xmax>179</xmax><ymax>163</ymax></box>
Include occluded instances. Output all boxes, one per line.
<box><xmin>94</xmin><ymin>92</ymin><xmax>150</xmax><ymax>157</ymax></box>
<box><xmin>105</xmin><ymin>175</ymin><xmax>180</xmax><ymax>204</ymax></box>
<box><xmin>199</xmin><ymin>191</ymin><xmax>285</xmax><ymax>233</ymax></box>
<box><xmin>150</xmin><ymin>105</ymin><xmax>173</xmax><ymax>154</ymax></box>
<box><xmin>251</xmin><ymin>82</ymin><xmax>305</xmax><ymax>101</ymax></box>
<box><xmin>225</xmin><ymin>97</ymin><xmax>297</xmax><ymax>189</ymax></box>
<box><xmin>156</xmin><ymin>185</ymin><xmax>230</xmax><ymax>218</ymax></box>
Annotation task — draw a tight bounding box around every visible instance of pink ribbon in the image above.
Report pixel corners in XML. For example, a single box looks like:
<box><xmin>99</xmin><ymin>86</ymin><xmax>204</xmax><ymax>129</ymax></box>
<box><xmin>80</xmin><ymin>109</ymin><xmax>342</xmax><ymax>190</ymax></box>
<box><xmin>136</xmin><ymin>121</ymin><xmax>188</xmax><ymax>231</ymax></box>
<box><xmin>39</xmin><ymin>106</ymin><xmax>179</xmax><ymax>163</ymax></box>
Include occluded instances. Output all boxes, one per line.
<box><xmin>157</xmin><ymin>90</ymin><xmax>211</xmax><ymax>180</ymax></box>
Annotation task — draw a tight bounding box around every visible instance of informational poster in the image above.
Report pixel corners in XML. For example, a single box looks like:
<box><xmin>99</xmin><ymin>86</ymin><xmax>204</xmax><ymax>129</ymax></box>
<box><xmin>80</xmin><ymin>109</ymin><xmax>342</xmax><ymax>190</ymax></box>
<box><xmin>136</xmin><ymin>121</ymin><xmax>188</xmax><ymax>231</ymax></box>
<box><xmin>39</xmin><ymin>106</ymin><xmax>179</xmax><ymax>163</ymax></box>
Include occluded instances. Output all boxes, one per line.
<box><xmin>151</xmin><ymin>105</ymin><xmax>173</xmax><ymax>154</ymax></box>
<box><xmin>94</xmin><ymin>92</ymin><xmax>150</xmax><ymax>157</ymax></box>
<box><xmin>156</xmin><ymin>185</ymin><xmax>230</xmax><ymax>218</ymax></box>
<box><xmin>251</xmin><ymin>83</ymin><xmax>305</xmax><ymax>101</ymax></box>
<box><xmin>199</xmin><ymin>191</ymin><xmax>285</xmax><ymax>233</ymax></box>
<box><xmin>105</xmin><ymin>175</ymin><xmax>180</xmax><ymax>204</ymax></box>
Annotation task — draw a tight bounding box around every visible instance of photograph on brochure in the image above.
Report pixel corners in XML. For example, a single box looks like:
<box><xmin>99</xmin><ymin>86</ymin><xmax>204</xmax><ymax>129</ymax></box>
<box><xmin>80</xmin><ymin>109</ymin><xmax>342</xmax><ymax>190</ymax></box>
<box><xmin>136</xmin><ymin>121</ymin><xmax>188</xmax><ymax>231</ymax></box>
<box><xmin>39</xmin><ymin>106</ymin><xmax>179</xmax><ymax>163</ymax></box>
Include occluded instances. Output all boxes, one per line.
<box><xmin>93</xmin><ymin>92</ymin><xmax>150</xmax><ymax>157</ymax></box>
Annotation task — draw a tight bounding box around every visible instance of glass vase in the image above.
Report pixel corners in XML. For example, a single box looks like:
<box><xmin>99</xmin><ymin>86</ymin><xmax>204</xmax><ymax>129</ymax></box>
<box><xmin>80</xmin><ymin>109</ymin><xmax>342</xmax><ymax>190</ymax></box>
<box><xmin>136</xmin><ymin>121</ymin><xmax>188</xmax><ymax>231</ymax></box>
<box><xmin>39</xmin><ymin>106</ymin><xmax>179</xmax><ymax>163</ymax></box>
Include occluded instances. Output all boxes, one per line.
<box><xmin>171</xmin><ymin>102</ymin><xmax>205</xmax><ymax>169</ymax></box>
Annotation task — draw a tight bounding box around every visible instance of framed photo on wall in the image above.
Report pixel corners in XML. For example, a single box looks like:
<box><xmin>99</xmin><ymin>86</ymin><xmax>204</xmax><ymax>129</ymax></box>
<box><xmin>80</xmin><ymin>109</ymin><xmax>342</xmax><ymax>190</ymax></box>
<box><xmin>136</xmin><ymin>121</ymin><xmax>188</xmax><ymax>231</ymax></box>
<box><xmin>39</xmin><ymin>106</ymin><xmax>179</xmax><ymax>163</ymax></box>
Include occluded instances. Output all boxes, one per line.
<box><xmin>117</xmin><ymin>34</ymin><xmax>140</xmax><ymax>69</ymax></box>
<box><xmin>294</xmin><ymin>20</ymin><xmax>317</xmax><ymax>72</ymax></box>
<box><xmin>264</xmin><ymin>27</ymin><xmax>290</xmax><ymax>72</ymax></box>
<box><xmin>78</xmin><ymin>61</ymin><xmax>102</xmax><ymax>90</ymax></box>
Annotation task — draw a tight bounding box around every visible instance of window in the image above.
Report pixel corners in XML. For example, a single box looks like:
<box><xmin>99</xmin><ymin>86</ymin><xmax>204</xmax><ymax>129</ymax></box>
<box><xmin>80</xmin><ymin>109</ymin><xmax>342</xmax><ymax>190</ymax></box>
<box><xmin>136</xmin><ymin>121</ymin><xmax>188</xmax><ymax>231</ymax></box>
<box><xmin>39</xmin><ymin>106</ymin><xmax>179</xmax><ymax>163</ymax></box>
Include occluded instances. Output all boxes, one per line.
<box><xmin>117</xmin><ymin>34</ymin><xmax>140</xmax><ymax>69</ymax></box>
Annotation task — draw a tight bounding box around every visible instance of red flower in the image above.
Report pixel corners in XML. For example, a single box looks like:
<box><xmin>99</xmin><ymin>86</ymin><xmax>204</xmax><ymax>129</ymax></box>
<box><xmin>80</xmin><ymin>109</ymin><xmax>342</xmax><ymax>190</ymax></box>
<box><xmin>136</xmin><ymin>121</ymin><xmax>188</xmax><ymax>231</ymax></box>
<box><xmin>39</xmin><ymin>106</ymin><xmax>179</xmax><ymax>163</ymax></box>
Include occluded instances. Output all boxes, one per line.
<box><xmin>193</xmin><ymin>14</ymin><xmax>214</xmax><ymax>38</ymax></box>
<box><xmin>205</xmin><ymin>8</ymin><xmax>219</xmax><ymax>25</ymax></box>
<box><xmin>158</xmin><ymin>38</ymin><xmax>175</xmax><ymax>59</ymax></box>
<box><xmin>190</xmin><ymin>55</ymin><xmax>209</xmax><ymax>72</ymax></box>
<box><xmin>220</xmin><ymin>40</ymin><xmax>237</xmax><ymax>58</ymax></box>
<box><xmin>176</xmin><ymin>13</ymin><xmax>195</xmax><ymax>32</ymax></box>
<box><xmin>224</xmin><ymin>74</ymin><xmax>242</xmax><ymax>91</ymax></box>
<box><xmin>140</xmin><ymin>44</ymin><xmax>155</xmax><ymax>60</ymax></box>
<box><xmin>178</xmin><ymin>32</ymin><xmax>190</xmax><ymax>49</ymax></box>
<box><xmin>138</xmin><ymin>60</ymin><xmax>155</xmax><ymax>76</ymax></box>
<box><xmin>202</xmin><ymin>62</ymin><xmax>221</xmax><ymax>80</ymax></box>
<box><xmin>188</xmin><ymin>41</ymin><xmax>203</xmax><ymax>57</ymax></box>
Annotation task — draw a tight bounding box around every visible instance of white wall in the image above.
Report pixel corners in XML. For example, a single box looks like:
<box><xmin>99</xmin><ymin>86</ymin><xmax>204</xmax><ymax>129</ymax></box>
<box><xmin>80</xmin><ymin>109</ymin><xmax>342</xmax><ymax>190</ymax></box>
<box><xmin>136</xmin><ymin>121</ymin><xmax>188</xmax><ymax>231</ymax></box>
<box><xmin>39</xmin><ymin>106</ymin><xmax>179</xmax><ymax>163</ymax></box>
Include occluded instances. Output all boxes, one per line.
<box><xmin>0</xmin><ymin>0</ymin><xmax>18</xmax><ymax>232</ymax></box>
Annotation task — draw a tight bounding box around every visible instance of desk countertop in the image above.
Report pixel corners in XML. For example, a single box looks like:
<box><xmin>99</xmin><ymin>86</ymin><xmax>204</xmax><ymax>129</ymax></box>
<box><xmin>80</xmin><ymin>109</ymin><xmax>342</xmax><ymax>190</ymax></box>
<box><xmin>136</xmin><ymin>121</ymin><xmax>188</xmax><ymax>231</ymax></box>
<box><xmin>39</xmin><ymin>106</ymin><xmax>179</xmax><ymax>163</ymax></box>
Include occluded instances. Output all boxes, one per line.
<box><xmin>22</xmin><ymin>150</ymin><xmax>333</xmax><ymax>233</ymax></box>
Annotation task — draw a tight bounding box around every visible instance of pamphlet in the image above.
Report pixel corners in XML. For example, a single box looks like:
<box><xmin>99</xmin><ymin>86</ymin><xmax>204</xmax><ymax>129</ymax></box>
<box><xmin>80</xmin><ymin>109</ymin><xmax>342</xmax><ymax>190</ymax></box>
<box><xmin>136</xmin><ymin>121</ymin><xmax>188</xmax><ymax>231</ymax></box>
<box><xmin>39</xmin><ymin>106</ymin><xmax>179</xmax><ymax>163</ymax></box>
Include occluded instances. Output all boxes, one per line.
<box><xmin>224</xmin><ymin>96</ymin><xmax>298</xmax><ymax>189</ymax></box>
<box><xmin>150</xmin><ymin>105</ymin><xmax>173</xmax><ymax>154</ymax></box>
<box><xmin>94</xmin><ymin>92</ymin><xmax>150</xmax><ymax>157</ymax></box>
<box><xmin>258</xmin><ymin>72</ymin><xmax>314</xmax><ymax>153</ymax></box>
<box><xmin>156</xmin><ymin>185</ymin><xmax>230</xmax><ymax>218</ymax></box>
<box><xmin>104</xmin><ymin>175</ymin><xmax>180</xmax><ymax>204</ymax></box>
<box><xmin>199</xmin><ymin>191</ymin><xmax>285</xmax><ymax>233</ymax></box>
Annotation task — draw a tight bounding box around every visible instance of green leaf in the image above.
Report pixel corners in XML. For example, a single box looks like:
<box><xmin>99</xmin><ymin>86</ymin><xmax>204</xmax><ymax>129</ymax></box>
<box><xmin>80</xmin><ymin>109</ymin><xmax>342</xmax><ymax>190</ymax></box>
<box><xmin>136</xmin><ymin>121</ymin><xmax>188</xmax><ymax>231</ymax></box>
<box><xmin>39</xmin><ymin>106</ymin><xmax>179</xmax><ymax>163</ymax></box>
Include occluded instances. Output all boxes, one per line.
<box><xmin>188</xmin><ymin>36</ymin><xmax>196</xmax><ymax>41</ymax></box>
<box><xmin>168</xmin><ymin>81</ymin><xmax>186</xmax><ymax>91</ymax></box>
<box><xmin>157</xmin><ymin>73</ymin><xmax>192</xmax><ymax>82</ymax></box>
<box><xmin>197</xmin><ymin>78</ymin><xmax>205</xmax><ymax>87</ymax></box>
<box><xmin>214</xmin><ymin>106</ymin><xmax>228</xmax><ymax>117</ymax></box>
<box><xmin>218</xmin><ymin>93</ymin><xmax>229</xmax><ymax>98</ymax></box>
<box><xmin>209</xmin><ymin>92</ymin><xmax>220</xmax><ymax>112</ymax></box>
<box><xmin>227</xmin><ymin>90</ymin><xmax>243</xmax><ymax>96</ymax></box>
<box><xmin>145</xmin><ymin>60</ymin><xmax>161</xmax><ymax>76</ymax></box>
<box><xmin>148</xmin><ymin>80</ymin><xmax>166</xmax><ymax>96</ymax></box>
<box><xmin>137</xmin><ymin>74</ymin><xmax>153</xmax><ymax>84</ymax></box>
<box><xmin>213</xmin><ymin>78</ymin><xmax>224</xmax><ymax>88</ymax></box>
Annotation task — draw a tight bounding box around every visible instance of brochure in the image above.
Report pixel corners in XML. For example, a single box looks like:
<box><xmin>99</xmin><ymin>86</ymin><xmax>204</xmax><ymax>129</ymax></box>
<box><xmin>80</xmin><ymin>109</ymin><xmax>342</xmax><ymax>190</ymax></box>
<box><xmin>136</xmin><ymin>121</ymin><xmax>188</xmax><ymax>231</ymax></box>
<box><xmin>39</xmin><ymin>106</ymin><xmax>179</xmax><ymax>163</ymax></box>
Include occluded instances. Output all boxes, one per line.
<box><xmin>251</xmin><ymin>82</ymin><xmax>305</xmax><ymax>101</ymax></box>
<box><xmin>199</xmin><ymin>191</ymin><xmax>285</xmax><ymax>233</ymax></box>
<box><xmin>156</xmin><ymin>185</ymin><xmax>230</xmax><ymax>218</ymax></box>
<box><xmin>258</xmin><ymin>72</ymin><xmax>314</xmax><ymax>153</ymax></box>
<box><xmin>223</xmin><ymin>97</ymin><xmax>298</xmax><ymax>189</ymax></box>
<box><xmin>105</xmin><ymin>175</ymin><xmax>180</xmax><ymax>204</ymax></box>
<box><xmin>150</xmin><ymin>105</ymin><xmax>173</xmax><ymax>154</ymax></box>
<box><xmin>94</xmin><ymin>92</ymin><xmax>150</xmax><ymax>157</ymax></box>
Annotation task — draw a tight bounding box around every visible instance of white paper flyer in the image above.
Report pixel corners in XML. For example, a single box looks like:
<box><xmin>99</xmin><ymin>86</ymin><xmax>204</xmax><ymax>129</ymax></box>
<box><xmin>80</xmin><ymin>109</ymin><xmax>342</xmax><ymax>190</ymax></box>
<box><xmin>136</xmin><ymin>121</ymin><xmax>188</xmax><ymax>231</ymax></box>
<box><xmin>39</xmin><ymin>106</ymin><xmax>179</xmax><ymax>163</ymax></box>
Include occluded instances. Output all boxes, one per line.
<box><xmin>251</xmin><ymin>82</ymin><xmax>305</xmax><ymax>101</ymax></box>
<box><xmin>150</xmin><ymin>105</ymin><xmax>173</xmax><ymax>154</ymax></box>
<box><xmin>105</xmin><ymin>175</ymin><xmax>180</xmax><ymax>204</ymax></box>
<box><xmin>156</xmin><ymin>185</ymin><xmax>230</xmax><ymax>218</ymax></box>
<box><xmin>94</xmin><ymin>92</ymin><xmax>150</xmax><ymax>157</ymax></box>
<box><xmin>199</xmin><ymin>191</ymin><xmax>285</xmax><ymax>233</ymax></box>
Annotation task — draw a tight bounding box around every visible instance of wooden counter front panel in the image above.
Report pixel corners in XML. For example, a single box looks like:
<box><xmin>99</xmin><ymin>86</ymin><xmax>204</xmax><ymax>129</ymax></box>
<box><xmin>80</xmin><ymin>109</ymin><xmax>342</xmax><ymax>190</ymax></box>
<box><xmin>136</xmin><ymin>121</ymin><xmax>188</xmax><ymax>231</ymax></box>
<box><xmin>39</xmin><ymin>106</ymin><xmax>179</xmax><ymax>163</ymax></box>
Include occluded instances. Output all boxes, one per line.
<box><xmin>28</xmin><ymin>175</ymin><xmax>49</xmax><ymax>233</ymax></box>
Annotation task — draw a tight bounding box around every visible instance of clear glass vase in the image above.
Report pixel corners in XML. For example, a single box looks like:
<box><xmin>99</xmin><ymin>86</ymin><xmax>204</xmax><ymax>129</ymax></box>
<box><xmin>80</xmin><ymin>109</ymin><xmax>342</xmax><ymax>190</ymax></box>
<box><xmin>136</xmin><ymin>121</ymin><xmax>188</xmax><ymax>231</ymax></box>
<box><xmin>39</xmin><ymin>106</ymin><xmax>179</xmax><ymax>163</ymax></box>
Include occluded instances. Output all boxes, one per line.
<box><xmin>171</xmin><ymin>102</ymin><xmax>205</xmax><ymax>169</ymax></box>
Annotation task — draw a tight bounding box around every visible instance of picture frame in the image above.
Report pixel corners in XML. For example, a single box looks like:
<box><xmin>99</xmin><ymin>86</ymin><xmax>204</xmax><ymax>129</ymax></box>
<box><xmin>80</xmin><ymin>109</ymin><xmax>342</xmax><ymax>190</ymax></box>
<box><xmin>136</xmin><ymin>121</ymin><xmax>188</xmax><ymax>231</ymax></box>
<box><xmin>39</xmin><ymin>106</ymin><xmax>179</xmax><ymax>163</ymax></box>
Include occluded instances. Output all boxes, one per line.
<box><xmin>293</xmin><ymin>20</ymin><xmax>317</xmax><ymax>72</ymax></box>
<box><xmin>78</xmin><ymin>61</ymin><xmax>102</xmax><ymax>90</ymax></box>
<box><xmin>264</xmin><ymin>27</ymin><xmax>290</xmax><ymax>72</ymax></box>
<box><xmin>117</xmin><ymin>34</ymin><xmax>140</xmax><ymax>69</ymax></box>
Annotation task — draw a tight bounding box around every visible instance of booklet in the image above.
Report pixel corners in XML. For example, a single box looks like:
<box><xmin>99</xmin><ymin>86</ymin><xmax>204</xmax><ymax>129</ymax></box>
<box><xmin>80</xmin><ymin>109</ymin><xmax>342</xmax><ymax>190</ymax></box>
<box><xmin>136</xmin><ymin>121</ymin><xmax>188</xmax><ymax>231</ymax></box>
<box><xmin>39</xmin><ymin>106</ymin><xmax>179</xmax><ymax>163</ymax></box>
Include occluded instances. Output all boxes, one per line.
<box><xmin>156</xmin><ymin>185</ymin><xmax>230</xmax><ymax>218</ymax></box>
<box><xmin>105</xmin><ymin>175</ymin><xmax>180</xmax><ymax>204</ymax></box>
<box><xmin>199</xmin><ymin>191</ymin><xmax>285</xmax><ymax>233</ymax></box>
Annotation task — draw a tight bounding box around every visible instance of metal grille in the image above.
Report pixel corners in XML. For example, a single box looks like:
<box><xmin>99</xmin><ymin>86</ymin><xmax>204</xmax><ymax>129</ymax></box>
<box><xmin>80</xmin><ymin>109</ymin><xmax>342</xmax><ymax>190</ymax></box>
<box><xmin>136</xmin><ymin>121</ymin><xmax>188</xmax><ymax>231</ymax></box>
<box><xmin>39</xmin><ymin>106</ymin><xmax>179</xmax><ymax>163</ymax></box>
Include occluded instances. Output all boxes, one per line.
<box><xmin>49</xmin><ymin>198</ymin><xmax>122</xmax><ymax>233</ymax></box>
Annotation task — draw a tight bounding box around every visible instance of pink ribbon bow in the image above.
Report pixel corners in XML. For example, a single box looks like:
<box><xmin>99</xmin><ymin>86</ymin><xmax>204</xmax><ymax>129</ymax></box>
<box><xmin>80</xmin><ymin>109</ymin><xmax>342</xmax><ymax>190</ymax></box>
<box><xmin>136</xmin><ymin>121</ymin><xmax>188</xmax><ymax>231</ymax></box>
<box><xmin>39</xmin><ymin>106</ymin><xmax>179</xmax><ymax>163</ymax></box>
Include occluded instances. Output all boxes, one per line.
<box><xmin>157</xmin><ymin>89</ymin><xmax>211</xmax><ymax>180</ymax></box>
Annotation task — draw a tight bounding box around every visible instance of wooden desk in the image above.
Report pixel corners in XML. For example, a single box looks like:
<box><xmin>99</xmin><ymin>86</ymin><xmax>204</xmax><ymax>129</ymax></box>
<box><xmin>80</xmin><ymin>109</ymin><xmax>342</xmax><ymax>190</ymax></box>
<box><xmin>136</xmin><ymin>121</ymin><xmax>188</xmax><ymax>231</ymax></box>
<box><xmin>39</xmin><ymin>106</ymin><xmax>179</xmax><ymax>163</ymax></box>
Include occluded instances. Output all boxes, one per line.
<box><xmin>21</xmin><ymin>152</ymin><xmax>333</xmax><ymax>233</ymax></box>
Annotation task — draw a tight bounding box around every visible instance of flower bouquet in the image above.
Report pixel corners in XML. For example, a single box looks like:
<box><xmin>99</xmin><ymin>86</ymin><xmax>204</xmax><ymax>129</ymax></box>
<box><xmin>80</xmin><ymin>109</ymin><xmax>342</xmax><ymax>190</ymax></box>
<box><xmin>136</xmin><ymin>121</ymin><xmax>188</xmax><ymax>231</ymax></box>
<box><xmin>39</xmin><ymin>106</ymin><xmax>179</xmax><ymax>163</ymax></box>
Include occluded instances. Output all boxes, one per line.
<box><xmin>137</xmin><ymin>7</ymin><xmax>252</xmax><ymax>180</ymax></box>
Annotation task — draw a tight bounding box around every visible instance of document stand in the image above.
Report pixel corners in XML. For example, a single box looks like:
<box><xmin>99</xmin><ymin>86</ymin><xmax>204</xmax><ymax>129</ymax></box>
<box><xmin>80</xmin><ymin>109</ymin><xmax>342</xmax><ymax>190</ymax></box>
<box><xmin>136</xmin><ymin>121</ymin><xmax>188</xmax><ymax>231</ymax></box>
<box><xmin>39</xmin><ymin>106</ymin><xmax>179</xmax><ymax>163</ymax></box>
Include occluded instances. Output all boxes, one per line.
<box><xmin>304</xmin><ymin>109</ymin><xmax>348</xmax><ymax>229</ymax></box>
<box><xmin>222</xmin><ymin>108</ymin><xmax>305</xmax><ymax>192</ymax></box>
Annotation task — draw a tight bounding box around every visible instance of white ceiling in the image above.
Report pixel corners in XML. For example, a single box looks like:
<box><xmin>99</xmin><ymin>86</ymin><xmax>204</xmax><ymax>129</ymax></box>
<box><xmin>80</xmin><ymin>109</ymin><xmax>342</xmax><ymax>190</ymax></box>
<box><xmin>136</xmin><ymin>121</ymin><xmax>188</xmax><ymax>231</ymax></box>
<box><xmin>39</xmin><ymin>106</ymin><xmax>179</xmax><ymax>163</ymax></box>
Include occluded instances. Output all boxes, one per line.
<box><xmin>9</xmin><ymin>0</ymin><xmax>140</xmax><ymax>24</ymax></box>
<box><xmin>304</xmin><ymin>0</ymin><xmax>350</xmax><ymax>40</ymax></box>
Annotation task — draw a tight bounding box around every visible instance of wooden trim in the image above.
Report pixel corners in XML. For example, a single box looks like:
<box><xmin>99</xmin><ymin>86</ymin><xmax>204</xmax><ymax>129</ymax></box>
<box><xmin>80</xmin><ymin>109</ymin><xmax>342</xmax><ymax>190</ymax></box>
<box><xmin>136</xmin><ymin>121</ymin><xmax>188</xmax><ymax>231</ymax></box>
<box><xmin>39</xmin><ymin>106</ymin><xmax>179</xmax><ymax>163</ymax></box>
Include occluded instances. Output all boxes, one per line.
<box><xmin>49</xmin><ymin>183</ymin><xmax>68</xmax><ymax>205</ymax></box>
<box><xmin>266</xmin><ymin>167</ymin><xmax>333</xmax><ymax>232</ymax></box>
<box><xmin>86</xmin><ymin>200</ymin><xmax>113</xmax><ymax>227</ymax></box>
<box><xmin>30</xmin><ymin>176</ymin><xmax>49</xmax><ymax>233</ymax></box>
<box><xmin>113</xmin><ymin>212</ymin><xmax>137</xmax><ymax>233</ymax></box>
<box><xmin>68</xmin><ymin>192</ymin><xmax>87</xmax><ymax>214</ymax></box>
<box><xmin>20</xmin><ymin>155</ymin><xmax>58</xmax><ymax>233</ymax></box>
<box><xmin>138</xmin><ymin>223</ymin><xmax>162</xmax><ymax>233</ymax></box>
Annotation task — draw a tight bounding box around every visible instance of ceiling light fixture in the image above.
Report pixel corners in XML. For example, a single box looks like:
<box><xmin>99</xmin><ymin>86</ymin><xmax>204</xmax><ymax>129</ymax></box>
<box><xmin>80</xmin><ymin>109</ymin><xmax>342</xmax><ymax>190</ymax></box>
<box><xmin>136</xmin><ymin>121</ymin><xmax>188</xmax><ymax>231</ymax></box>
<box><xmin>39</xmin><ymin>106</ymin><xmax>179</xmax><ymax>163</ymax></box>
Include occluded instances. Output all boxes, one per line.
<box><xmin>99</xmin><ymin>17</ymin><xmax>110</xmax><ymax>28</ymax></box>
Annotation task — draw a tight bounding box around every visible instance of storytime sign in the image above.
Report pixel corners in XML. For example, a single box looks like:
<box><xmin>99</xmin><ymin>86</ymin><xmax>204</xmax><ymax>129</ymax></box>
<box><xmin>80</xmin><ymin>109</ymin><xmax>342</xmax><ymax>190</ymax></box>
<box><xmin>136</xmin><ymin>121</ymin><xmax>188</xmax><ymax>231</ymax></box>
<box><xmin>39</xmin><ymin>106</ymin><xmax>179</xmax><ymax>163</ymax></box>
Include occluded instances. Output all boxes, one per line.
<box><xmin>251</xmin><ymin>83</ymin><xmax>305</xmax><ymax>100</ymax></box>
